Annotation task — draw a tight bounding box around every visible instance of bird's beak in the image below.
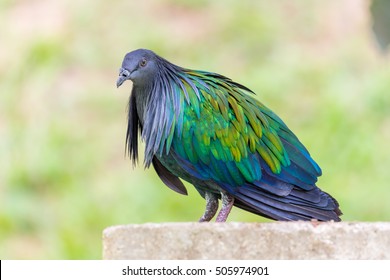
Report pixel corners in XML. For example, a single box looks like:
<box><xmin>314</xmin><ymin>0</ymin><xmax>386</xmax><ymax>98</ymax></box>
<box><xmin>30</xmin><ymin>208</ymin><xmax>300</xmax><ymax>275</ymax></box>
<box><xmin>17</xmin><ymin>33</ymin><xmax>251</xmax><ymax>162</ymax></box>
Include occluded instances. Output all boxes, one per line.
<box><xmin>116</xmin><ymin>68</ymin><xmax>131</xmax><ymax>88</ymax></box>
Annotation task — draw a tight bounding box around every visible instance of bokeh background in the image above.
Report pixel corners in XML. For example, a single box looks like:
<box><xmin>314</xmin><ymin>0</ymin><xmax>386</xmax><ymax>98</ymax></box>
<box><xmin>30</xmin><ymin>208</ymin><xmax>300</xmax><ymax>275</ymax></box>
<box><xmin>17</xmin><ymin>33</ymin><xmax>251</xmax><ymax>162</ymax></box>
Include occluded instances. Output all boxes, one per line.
<box><xmin>1</xmin><ymin>0</ymin><xmax>390</xmax><ymax>259</ymax></box>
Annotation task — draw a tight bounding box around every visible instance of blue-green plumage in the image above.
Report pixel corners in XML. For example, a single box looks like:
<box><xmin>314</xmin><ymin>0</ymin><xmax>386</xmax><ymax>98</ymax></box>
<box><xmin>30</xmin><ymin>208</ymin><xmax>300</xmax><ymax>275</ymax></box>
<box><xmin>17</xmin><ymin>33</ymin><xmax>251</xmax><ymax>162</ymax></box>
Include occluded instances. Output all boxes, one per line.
<box><xmin>117</xmin><ymin>49</ymin><xmax>341</xmax><ymax>222</ymax></box>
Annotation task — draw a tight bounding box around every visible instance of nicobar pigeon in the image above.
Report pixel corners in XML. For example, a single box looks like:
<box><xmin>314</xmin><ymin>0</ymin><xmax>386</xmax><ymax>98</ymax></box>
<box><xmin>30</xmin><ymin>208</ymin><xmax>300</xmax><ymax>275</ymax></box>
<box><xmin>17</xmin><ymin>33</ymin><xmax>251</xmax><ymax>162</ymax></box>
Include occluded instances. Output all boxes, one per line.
<box><xmin>116</xmin><ymin>49</ymin><xmax>342</xmax><ymax>222</ymax></box>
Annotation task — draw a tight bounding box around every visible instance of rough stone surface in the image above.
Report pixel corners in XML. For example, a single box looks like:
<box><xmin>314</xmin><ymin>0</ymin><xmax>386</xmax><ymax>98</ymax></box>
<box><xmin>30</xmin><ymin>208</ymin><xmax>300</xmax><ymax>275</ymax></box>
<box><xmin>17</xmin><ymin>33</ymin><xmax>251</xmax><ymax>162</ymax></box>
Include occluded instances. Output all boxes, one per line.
<box><xmin>102</xmin><ymin>222</ymin><xmax>390</xmax><ymax>259</ymax></box>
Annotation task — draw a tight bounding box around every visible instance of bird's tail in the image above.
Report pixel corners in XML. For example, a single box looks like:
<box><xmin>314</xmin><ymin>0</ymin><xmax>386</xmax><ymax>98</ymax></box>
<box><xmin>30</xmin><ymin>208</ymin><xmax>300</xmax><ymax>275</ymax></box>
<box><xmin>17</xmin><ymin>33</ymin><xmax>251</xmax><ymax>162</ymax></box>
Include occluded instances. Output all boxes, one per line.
<box><xmin>233</xmin><ymin>184</ymin><xmax>342</xmax><ymax>221</ymax></box>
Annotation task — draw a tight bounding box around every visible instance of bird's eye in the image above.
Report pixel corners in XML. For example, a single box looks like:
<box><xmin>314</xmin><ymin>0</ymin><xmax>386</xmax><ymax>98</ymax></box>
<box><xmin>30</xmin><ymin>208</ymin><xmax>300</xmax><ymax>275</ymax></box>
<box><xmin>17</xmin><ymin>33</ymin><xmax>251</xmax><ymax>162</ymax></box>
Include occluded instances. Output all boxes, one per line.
<box><xmin>139</xmin><ymin>58</ymin><xmax>147</xmax><ymax>67</ymax></box>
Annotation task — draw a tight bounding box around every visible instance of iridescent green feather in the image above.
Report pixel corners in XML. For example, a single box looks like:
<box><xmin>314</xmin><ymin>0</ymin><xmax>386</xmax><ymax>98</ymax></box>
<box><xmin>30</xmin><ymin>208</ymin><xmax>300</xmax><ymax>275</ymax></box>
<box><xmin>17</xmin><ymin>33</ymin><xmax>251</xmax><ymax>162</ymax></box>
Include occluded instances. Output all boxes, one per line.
<box><xmin>169</xmin><ymin>69</ymin><xmax>300</xmax><ymax>187</ymax></box>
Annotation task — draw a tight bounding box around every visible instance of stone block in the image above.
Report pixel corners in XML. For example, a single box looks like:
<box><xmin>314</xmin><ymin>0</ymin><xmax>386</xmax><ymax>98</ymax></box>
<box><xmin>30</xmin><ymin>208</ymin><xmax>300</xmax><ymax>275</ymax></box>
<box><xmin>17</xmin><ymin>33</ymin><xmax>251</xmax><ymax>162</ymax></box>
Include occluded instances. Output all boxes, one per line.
<box><xmin>103</xmin><ymin>222</ymin><xmax>390</xmax><ymax>259</ymax></box>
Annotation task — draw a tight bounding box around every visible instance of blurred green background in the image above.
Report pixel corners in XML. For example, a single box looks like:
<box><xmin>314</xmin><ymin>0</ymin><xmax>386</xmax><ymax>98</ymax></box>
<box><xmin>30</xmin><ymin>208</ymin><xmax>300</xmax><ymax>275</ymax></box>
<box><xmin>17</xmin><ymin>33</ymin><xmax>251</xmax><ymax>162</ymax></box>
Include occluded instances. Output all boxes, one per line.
<box><xmin>1</xmin><ymin>0</ymin><xmax>390</xmax><ymax>259</ymax></box>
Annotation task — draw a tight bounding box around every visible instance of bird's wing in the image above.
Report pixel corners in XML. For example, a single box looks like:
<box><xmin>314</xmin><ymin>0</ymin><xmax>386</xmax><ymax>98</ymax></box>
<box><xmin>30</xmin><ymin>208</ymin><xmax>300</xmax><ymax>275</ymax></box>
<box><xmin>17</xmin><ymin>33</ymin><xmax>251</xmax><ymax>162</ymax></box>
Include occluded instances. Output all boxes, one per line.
<box><xmin>170</xmin><ymin>71</ymin><xmax>322</xmax><ymax>196</ymax></box>
<box><xmin>149</xmin><ymin>69</ymin><xmax>340</xmax><ymax>221</ymax></box>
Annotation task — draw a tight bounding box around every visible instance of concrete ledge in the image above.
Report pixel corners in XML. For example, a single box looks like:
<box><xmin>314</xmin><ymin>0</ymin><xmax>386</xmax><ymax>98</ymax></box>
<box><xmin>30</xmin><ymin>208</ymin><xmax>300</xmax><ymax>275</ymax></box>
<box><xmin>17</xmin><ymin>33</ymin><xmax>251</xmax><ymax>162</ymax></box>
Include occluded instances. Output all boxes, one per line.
<box><xmin>102</xmin><ymin>222</ymin><xmax>390</xmax><ymax>259</ymax></box>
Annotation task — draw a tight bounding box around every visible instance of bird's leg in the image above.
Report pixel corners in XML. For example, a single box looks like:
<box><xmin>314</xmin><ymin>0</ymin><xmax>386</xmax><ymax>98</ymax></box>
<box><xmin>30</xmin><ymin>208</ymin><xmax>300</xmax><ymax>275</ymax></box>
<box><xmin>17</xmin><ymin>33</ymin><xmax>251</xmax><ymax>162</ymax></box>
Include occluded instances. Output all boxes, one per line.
<box><xmin>199</xmin><ymin>192</ymin><xmax>219</xmax><ymax>222</ymax></box>
<box><xmin>216</xmin><ymin>192</ymin><xmax>235</xmax><ymax>222</ymax></box>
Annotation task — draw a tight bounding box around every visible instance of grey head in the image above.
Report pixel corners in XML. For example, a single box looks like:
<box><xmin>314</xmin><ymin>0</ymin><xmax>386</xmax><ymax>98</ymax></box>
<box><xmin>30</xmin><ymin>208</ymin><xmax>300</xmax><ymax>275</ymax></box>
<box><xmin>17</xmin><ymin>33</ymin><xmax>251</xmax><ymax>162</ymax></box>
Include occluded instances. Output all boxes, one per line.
<box><xmin>116</xmin><ymin>49</ymin><xmax>159</xmax><ymax>88</ymax></box>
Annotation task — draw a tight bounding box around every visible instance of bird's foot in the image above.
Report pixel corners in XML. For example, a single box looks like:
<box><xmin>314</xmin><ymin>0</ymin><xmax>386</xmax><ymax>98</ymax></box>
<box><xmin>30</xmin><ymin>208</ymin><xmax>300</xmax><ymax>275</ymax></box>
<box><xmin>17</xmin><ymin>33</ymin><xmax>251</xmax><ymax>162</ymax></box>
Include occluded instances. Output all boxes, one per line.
<box><xmin>199</xmin><ymin>192</ymin><xmax>219</xmax><ymax>222</ymax></box>
<box><xmin>216</xmin><ymin>192</ymin><xmax>234</xmax><ymax>222</ymax></box>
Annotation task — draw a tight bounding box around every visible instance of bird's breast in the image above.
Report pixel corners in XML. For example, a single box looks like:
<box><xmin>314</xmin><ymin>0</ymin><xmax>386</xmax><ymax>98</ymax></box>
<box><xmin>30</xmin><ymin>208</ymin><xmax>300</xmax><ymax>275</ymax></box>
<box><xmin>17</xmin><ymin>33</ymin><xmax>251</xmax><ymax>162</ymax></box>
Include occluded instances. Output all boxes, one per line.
<box><xmin>155</xmin><ymin>152</ymin><xmax>224</xmax><ymax>195</ymax></box>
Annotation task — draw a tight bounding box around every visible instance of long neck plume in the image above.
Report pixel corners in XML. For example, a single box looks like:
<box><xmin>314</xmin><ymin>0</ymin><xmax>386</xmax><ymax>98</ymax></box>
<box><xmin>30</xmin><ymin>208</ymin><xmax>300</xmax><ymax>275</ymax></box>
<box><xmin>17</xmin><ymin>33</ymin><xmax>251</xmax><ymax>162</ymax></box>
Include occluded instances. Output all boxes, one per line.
<box><xmin>126</xmin><ymin>57</ymin><xmax>190</xmax><ymax>167</ymax></box>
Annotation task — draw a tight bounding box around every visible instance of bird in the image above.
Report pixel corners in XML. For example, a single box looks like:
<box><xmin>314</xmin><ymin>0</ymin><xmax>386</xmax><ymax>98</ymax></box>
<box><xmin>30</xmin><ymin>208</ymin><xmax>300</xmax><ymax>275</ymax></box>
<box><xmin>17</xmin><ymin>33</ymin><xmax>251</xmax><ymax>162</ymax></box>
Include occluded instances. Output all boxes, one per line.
<box><xmin>116</xmin><ymin>49</ymin><xmax>342</xmax><ymax>222</ymax></box>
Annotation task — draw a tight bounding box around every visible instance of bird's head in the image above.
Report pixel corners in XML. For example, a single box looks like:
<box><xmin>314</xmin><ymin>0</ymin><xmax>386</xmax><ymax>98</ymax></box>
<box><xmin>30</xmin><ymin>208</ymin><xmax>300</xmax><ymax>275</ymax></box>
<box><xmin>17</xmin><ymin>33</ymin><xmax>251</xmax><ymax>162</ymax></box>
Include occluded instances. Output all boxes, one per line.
<box><xmin>116</xmin><ymin>49</ymin><xmax>158</xmax><ymax>88</ymax></box>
